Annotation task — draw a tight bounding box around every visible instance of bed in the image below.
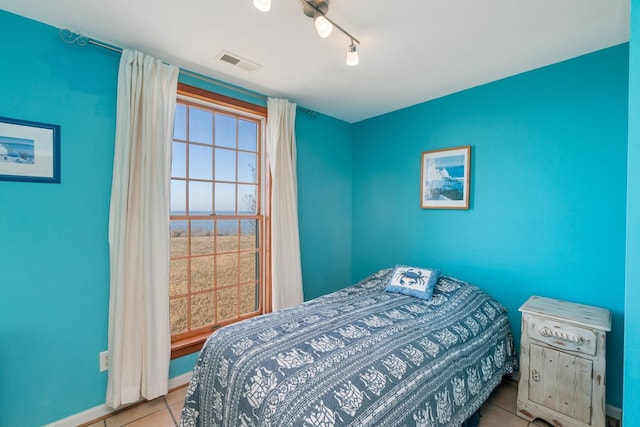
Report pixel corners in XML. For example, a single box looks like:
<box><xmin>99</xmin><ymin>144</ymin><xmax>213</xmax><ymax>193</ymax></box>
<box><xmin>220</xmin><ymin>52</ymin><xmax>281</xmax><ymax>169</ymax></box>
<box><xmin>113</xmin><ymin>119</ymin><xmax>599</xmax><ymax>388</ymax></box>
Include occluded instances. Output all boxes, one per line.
<box><xmin>180</xmin><ymin>268</ymin><xmax>517</xmax><ymax>426</ymax></box>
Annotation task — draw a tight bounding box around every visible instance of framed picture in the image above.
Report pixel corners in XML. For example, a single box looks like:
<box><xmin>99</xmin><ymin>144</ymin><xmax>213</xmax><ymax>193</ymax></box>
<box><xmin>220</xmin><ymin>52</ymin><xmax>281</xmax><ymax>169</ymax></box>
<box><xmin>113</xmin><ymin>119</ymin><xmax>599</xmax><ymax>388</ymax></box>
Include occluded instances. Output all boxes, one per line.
<box><xmin>420</xmin><ymin>145</ymin><xmax>470</xmax><ymax>209</ymax></box>
<box><xmin>0</xmin><ymin>116</ymin><xmax>60</xmax><ymax>183</ymax></box>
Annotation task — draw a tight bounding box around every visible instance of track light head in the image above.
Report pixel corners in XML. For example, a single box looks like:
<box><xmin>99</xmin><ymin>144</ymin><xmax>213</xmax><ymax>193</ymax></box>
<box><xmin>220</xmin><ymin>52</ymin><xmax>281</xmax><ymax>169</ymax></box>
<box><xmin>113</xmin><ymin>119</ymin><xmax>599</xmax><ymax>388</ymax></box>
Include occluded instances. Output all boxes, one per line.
<box><xmin>253</xmin><ymin>0</ymin><xmax>271</xmax><ymax>12</ymax></box>
<box><xmin>346</xmin><ymin>43</ymin><xmax>358</xmax><ymax>66</ymax></box>
<box><xmin>314</xmin><ymin>15</ymin><xmax>333</xmax><ymax>38</ymax></box>
<box><xmin>303</xmin><ymin>0</ymin><xmax>333</xmax><ymax>38</ymax></box>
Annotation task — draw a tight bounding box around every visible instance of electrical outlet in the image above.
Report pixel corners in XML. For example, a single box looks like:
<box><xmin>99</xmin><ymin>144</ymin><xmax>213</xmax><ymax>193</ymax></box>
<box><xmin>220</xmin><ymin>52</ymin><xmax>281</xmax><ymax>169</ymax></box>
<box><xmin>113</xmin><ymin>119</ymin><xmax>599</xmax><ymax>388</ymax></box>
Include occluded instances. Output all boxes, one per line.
<box><xmin>99</xmin><ymin>351</ymin><xmax>109</xmax><ymax>372</ymax></box>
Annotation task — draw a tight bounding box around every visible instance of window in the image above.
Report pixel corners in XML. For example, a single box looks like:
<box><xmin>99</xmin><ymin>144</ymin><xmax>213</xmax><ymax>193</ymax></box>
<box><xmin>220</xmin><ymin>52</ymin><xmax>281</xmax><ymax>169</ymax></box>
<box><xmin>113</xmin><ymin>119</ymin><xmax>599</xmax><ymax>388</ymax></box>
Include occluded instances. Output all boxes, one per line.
<box><xmin>170</xmin><ymin>84</ymin><xmax>269</xmax><ymax>358</ymax></box>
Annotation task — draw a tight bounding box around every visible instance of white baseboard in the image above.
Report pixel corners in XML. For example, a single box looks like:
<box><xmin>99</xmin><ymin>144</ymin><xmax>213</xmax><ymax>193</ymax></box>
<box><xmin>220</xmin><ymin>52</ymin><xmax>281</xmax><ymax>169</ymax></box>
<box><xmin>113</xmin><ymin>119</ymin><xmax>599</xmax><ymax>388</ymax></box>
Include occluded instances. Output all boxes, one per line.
<box><xmin>45</xmin><ymin>372</ymin><xmax>192</xmax><ymax>427</ymax></box>
<box><xmin>168</xmin><ymin>372</ymin><xmax>192</xmax><ymax>390</ymax></box>
<box><xmin>607</xmin><ymin>404</ymin><xmax>622</xmax><ymax>423</ymax></box>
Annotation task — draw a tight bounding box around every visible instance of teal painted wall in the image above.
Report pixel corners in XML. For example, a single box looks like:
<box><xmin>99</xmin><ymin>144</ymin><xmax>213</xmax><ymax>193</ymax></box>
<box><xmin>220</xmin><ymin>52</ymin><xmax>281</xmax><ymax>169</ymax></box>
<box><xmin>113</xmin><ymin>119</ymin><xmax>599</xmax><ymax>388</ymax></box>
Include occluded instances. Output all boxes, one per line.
<box><xmin>624</xmin><ymin>0</ymin><xmax>640</xmax><ymax>423</ymax></box>
<box><xmin>0</xmin><ymin>11</ymin><xmax>118</xmax><ymax>427</ymax></box>
<box><xmin>0</xmin><ymin>10</ymin><xmax>352</xmax><ymax>425</ymax></box>
<box><xmin>351</xmin><ymin>45</ymin><xmax>629</xmax><ymax>407</ymax></box>
<box><xmin>297</xmin><ymin>112</ymin><xmax>353</xmax><ymax>300</ymax></box>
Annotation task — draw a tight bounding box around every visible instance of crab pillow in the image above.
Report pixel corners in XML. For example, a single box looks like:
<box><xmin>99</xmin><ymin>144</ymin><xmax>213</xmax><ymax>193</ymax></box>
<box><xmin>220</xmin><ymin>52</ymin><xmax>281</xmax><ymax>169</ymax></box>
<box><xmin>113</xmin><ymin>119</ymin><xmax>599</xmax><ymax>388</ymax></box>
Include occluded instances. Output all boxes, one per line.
<box><xmin>385</xmin><ymin>265</ymin><xmax>441</xmax><ymax>300</ymax></box>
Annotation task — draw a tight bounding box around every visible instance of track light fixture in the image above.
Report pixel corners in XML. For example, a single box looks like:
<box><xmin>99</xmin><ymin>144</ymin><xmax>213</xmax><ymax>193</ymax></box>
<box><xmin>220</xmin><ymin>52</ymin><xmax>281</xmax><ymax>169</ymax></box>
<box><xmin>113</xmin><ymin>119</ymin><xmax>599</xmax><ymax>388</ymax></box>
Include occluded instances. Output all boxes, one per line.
<box><xmin>253</xmin><ymin>0</ymin><xmax>360</xmax><ymax>66</ymax></box>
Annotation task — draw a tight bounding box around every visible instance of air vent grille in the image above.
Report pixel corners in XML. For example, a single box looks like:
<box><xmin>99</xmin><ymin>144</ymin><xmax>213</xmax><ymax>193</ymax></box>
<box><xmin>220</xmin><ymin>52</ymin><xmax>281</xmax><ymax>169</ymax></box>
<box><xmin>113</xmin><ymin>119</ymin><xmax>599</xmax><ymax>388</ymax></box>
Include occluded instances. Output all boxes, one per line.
<box><xmin>216</xmin><ymin>51</ymin><xmax>261</xmax><ymax>72</ymax></box>
<box><xmin>219</xmin><ymin>54</ymin><xmax>240</xmax><ymax>65</ymax></box>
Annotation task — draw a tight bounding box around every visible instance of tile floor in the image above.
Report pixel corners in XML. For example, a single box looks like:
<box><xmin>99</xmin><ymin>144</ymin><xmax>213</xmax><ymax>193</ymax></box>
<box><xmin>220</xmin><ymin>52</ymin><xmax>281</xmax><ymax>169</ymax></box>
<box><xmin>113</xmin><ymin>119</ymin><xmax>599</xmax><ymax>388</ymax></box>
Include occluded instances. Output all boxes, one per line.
<box><xmin>83</xmin><ymin>386</ymin><xmax>187</xmax><ymax>427</ymax></box>
<box><xmin>84</xmin><ymin>379</ymin><xmax>552</xmax><ymax>427</ymax></box>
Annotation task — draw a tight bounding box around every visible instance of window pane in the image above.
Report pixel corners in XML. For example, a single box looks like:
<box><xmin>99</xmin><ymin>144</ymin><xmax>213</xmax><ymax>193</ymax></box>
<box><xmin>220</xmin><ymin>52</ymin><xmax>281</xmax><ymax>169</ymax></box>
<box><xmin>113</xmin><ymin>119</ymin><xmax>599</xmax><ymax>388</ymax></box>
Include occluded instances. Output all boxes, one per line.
<box><xmin>215</xmin><ymin>183</ymin><xmax>236</xmax><ymax>214</ymax></box>
<box><xmin>189</xmin><ymin>144</ymin><xmax>213</xmax><ymax>180</ymax></box>
<box><xmin>191</xmin><ymin>292</ymin><xmax>215</xmax><ymax>329</ymax></box>
<box><xmin>238</xmin><ymin>185</ymin><xmax>257</xmax><ymax>215</ymax></box>
<box><xmin>170</xmin><ymin>259</ymin><xmax>188</xmax><ymax>296</ymax></box>
<box><xmin>172</xmin><ymin>141</ymin><xmax>186</xmax><ymax>178</ymax></box>
<box><xmin>240</xmin><ymin>220</ymin><xmax>258</xmax><ymax>250</ymax></box>
<box><xmin>216</xmin><ymin>253</ymin><xmax>238</xmax><ymax>287</ymax></box>
<box><xmin>238</xmin><ymin>152</ymin><xmax>256</xmax><ymax>183</ymax></box>
<box><xmin>191</xmin><ymin>256</ymin><xmax>214</xmax><ymax>292</ymax></box>
<box><xmin>217</xmin><ymin>220</ymin><xmax>239</xmax><ymax>253</ymax></box>
<box><xmin>239</xmin><ymin>283</ymin><xmax>259</xmax><ymax>315</ymax></box>
<box><xmin>171</xmin><ymin>179</ymin><xmax>186</xmax><ymax>214</ymax></box>
<box><xmin>189</xmin><ymin>106</ymin><xmax>213</xmax><ymax>144</ymax></box>
<box><xmin>217</xmin><ymin>287</ymin><xmax>238</xmax><ymax>322</ymax></box>
<box><xmin>170</xmin><ymin>220</ymin><xmax>188</xmax><ymax>257</ymax></box>
<box><xmin>238</xmin><ymin>119</ymin><xmax>257</xmax><ymax>152</ymax></box>
<box><xmin>215</xmin><ymin>113</ymin><xmax>236</xmax><ymax>148</ymax></box>
<box><xmin>174</xmin><ymin>104</ymin><xmax>187</xmax><ymax>140</ymax></box>
<box><xmin>170</xmin><ymin>89</ymin><xmax>265</xmax><ymax>345</ymax></box>
<box><xmin>189</xmin><ymin>181</ymin><xmax>213</xmax><ymax>214</ymax></box>
<box><xmin>191</xmin><ymin>220</ymin><xmax>215</xmax><ymax>255</ymax></box>
<box><xmin>170</xmin><ymin>297</ymin><xmax>188</xmax><ymax>335</ymax></box>
<box><xmin>215</xmin><ymin>148</ymin><xmax>236</xmax><ymax>182</ymax></box>
<box><xmin>240</xmin><ymin>251</ymin><xmax>258</xmax><ymax>283</ymax></box>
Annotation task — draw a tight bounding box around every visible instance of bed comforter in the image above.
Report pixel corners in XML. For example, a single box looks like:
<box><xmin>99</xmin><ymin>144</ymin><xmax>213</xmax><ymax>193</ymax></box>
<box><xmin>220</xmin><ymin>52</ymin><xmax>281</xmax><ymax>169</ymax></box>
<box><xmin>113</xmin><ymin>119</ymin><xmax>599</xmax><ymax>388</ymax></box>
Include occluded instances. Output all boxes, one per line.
<box><xmin>180</xmin><ymin>269</ymin><xmax>517</xmax><ymax>426</ymax></box>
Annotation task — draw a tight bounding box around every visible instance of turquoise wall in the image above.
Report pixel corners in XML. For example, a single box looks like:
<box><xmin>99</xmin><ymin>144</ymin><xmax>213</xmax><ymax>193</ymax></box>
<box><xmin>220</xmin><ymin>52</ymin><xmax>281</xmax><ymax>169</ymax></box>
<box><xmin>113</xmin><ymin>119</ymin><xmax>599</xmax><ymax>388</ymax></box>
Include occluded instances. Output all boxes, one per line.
<box><xmin>625</xmin><ymin>0</ymin><xmax>640</xmax><ymax>424</ymax></box>
<box><xmin>297</xmin><ymin>112</ymin><xmax>353</xmax><ymax>300</ymax></box>
<box><xmin>0</xmin><ymin>10</ymin><xmax>118</xmax><ymax>427</ymax></box>
<box><xmin>351</xmin><ymin>45</ymin><xmax>629</xmax><ymax>408</ymax></box>
<box><xmin>0</xmin><ymin>10</ymin><xmax>352</xmax><ymax>426</ymax></box>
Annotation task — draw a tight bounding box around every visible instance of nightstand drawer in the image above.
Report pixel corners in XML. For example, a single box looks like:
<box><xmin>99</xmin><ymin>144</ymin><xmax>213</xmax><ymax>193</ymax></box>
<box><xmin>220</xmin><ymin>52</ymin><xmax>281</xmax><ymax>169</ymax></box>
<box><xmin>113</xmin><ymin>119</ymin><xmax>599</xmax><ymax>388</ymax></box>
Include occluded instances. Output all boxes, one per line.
<box><xmin>528</xmin><ymin>317</ymin><xmax>597</xmax><ymax>356</ymax></box>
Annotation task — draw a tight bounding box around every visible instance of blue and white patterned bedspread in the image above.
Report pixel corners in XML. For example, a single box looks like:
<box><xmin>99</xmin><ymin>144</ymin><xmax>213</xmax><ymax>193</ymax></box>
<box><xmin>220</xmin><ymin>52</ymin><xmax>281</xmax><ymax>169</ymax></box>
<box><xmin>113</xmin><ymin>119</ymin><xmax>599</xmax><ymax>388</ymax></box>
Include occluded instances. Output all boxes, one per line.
<box><xmin>180</xmin><ymin>269</ymin><xmax>516</xmax><ymax>426</ymax></box>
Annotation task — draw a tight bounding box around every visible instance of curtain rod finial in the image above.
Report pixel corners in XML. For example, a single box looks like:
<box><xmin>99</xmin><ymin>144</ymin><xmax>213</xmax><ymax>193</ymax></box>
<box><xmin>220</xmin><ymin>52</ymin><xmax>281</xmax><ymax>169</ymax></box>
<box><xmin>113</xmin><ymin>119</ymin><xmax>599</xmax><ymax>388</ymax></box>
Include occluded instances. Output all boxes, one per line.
<box><xmin>59</xmin><ymin>29</ymin><xmax>88</xmax><ymax>47</ymax></box>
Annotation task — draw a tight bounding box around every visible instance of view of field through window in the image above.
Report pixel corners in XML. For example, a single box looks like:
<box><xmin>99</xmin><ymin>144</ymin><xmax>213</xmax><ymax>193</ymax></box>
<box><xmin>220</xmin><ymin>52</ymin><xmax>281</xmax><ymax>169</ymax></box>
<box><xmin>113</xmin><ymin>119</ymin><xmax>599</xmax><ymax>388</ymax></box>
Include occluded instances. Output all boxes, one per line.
<box><xmin>170</xmin><ymin>97</ymin><xmax>264</xmax><ymax>340</ymax></box>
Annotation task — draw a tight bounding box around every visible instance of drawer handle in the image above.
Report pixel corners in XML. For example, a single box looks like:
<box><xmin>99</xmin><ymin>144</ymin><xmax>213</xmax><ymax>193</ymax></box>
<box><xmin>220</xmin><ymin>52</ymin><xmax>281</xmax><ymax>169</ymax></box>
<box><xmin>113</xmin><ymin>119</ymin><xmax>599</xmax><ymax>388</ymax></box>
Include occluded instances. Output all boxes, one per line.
<box><xmin>538</xmin><ymin>327</ymin><xmax>584</xmax><ymax>345</ymax></box>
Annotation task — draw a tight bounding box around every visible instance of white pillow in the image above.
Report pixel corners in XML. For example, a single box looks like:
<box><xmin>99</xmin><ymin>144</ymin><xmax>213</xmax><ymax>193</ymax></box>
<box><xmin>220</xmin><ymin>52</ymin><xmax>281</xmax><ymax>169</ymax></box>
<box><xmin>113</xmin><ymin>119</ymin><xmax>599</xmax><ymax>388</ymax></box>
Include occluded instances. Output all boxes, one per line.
<box><xmin>385</xmin><ymin>265</ymin><xmax>441</xmax><ymax>300</ymax></box>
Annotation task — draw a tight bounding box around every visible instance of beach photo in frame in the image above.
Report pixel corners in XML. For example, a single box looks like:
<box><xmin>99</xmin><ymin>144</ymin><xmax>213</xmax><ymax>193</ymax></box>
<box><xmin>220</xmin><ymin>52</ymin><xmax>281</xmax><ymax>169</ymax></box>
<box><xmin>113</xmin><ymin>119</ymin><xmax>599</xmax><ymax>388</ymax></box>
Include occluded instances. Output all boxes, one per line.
<box><xmin>420</xmin><ymin>145</ymin><xmax>470</xmax><ymax>209</ymax></box>
<box><xmin>0</xmin><ymin>116</ymin><xmax>60</xmax><ymax>183</ymax></box>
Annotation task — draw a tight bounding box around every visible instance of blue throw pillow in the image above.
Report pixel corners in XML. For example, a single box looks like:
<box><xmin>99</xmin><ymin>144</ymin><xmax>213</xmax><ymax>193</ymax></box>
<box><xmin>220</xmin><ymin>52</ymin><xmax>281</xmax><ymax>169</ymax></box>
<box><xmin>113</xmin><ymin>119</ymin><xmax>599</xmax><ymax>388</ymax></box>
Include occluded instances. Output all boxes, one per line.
<box><xmin>385</xmin><ymin>265</ymin><xmax>441</xmax><ymax>300</ymax></box>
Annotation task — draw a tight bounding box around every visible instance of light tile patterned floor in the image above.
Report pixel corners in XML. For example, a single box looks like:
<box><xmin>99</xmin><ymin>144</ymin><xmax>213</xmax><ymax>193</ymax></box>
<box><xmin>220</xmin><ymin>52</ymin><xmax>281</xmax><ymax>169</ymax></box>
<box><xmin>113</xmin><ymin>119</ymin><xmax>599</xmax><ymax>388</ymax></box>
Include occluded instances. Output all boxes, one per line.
<box><xmin>85</xmin><ymin>379</ymin><xmax>553</xmax><ymax>426</ymax></box>
<box><xmin>83</xmin><ymin>386</ymin><xmax>187</xmax><ymax>427</ymax></box>
<box><xmin>479</xmin><ymin>380</ymin><xmax>552</xmax><ymax>427</ymax></box>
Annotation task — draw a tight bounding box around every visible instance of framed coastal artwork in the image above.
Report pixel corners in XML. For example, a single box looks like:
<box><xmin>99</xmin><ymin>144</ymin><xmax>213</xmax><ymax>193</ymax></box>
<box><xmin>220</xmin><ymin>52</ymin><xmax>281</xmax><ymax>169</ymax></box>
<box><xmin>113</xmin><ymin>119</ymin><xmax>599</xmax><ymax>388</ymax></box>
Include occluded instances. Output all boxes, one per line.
<box><xmin>420</xmin><ymin>145</ymin><xmax>470</xmax><ymax>209</ymax></box>
<box><xmin>0</xmin><ymin>116</ymin><xmax>60</xmax><ymax>183</ymax></box>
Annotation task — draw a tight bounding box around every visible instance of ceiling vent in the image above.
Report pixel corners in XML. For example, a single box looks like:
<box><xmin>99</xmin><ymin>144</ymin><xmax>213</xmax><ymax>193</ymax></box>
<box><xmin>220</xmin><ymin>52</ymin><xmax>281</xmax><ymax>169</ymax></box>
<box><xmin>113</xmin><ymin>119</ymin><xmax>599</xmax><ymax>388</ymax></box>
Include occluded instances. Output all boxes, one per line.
<box><xmin>216</xmin><ymin>51</ymin><xmax>261</xmax><ymax>72</ymax></box>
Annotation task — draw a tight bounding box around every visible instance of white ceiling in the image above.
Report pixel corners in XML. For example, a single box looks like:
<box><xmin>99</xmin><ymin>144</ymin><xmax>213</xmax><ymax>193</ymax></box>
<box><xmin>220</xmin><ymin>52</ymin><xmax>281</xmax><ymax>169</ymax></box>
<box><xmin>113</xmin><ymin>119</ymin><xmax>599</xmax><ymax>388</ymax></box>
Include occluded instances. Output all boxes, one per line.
<box><xmin>0</xmin><ymin>0</ymin><xmax>630</xmax><ymax>123</ymax></box>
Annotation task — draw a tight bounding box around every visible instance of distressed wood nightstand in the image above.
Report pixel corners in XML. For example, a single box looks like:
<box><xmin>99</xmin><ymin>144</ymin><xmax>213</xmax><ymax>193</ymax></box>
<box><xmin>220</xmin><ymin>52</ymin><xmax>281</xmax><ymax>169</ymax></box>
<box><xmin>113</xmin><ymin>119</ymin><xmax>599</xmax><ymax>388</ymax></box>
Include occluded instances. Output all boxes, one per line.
<box><xmin>516</xmin><ymin>296</ymin><xmax>611</xmax><ymax>427</ymax></box>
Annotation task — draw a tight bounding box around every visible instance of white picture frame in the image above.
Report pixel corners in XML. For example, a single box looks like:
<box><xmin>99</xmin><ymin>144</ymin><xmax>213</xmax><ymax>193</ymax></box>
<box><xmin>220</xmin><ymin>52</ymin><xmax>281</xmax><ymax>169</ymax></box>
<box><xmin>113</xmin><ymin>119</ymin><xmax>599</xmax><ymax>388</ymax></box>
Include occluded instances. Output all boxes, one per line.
<box><xmin>420</xmin><ymin>145</ymin><xmax>470</xmax><ymax>209</ymax></box>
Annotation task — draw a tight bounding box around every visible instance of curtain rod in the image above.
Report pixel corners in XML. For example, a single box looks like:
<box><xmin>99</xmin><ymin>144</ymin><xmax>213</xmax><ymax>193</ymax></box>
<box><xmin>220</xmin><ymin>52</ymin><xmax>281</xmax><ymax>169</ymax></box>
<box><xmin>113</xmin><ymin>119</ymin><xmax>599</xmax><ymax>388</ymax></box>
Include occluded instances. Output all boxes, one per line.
<box><xmin>59</xmin><ymin>29</ymin><xmax>318</xmax><ymax>118</ymax></box>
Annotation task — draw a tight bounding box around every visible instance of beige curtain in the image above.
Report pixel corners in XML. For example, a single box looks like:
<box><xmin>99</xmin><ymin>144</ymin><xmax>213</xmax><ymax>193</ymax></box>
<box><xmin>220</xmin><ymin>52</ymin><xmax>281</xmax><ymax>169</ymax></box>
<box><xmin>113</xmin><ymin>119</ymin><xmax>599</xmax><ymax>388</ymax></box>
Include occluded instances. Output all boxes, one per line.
<box><xmin>267</xmin><ymin>98</ymin><xmax>304</xmax><ymax>311</ymax></box>
<box><xmin>106</xmin><ymin>49</ymin><xmax>178</xmax><ymax>408</ymax></box>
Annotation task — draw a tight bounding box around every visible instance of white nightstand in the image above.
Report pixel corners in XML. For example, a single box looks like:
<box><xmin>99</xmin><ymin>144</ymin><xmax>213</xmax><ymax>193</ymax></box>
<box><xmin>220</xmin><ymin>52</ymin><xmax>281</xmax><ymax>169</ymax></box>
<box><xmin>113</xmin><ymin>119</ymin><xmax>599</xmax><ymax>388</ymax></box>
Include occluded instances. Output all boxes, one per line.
<box><xmin>516</xmin><ymin>296</ymin><xmax>611</xmax><ymax>427</ymax></box>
